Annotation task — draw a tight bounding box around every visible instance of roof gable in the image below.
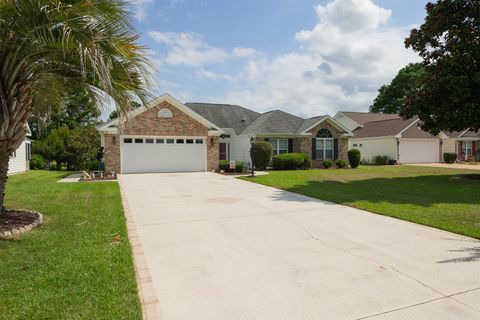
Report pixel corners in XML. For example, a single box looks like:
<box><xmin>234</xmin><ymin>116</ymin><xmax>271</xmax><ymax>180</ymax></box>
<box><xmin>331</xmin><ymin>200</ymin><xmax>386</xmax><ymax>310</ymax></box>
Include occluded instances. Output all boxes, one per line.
<box><xmin>341</xmin><ymin>112</ymin><xmax>400</xmax><ymax>126</ymax></box>
<box><xmin>352</xmin><ymin>117</ymin><xmax>419</xmax><ymax>138</ymax></box>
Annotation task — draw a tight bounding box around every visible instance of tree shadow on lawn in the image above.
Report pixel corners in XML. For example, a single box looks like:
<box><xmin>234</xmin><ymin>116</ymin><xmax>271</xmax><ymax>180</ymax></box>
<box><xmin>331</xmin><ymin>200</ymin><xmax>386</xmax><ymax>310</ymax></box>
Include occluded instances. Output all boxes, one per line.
<box><xmin>268</xmin><ymin>173</ymin><xmax>480</xmax><ymax>207</ymax></box>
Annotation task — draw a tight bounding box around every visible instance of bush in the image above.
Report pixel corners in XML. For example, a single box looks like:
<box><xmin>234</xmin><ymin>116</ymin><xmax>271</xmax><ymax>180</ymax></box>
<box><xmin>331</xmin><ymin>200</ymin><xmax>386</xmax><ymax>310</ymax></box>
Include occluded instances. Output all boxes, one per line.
<box><xmin>322</xmin><ymin>160</ymin><xmax>333</xmax><ymax>169</ymax></box>
<box><xmin>374</xmin><ymin>155</ymin><xmax>389</xmax><ymax>165</ymax></box>
<box><xmin>348</xmin><ymin>149</ymin><xmax>361</xmax><ymax>168</ymax></box>
<box><xmin>87</xmin><ymin>160</ymin><xmax>100</xmax><ymax>171</ymax></box>
<box><xmin>30</xmin><ymin>154</ymin><xmax>46</xmax><ymax>170</ymax></box>
<box><xmin>250</xmin><ymin>141</ymin><xmax>273</xmax><ymax>170</ymax></box>
<box><xmin>219</xmin><ymin>160</ymin><xmax>245</xmax><ymax>172</ymax></box>
<box><xmin>443</xmin><ymin>152</ymin><xmax>457</xmax><ymax>164</ymax></box>
<box><xmin>336</xmin><ymin>159</ymin><xmax>347</xmax><ymax>168</ymax></box>
<box><xmin>272</xmin><ymin>153</ymin><xmax>311</xmax><ymax>170</ymax></box>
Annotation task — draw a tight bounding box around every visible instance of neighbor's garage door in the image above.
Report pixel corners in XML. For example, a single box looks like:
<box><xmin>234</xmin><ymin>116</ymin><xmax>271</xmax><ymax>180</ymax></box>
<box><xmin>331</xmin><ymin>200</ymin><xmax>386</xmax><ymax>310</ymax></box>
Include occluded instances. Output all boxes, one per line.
<box><xmin>121</xmin><ymin>136</ymin><xmax>206</xmax><ymax>173</ymax></box>
<box><xmin>399</xmin><ymin>139</ymin><xmax>439</xmax><ymax>164</ymax></box>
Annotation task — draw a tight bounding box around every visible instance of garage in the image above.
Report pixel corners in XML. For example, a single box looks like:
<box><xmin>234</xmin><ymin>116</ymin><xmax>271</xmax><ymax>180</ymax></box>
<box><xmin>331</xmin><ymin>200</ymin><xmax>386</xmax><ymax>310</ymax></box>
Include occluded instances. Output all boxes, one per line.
<box><xmin>399</xmin><ymin>139</ymin><xmax>440</xmax><ymax>164</ymax></box>
<box><xmin>121</xmin><ymin>136</ymin><xmax>206</xmax><ymax>173</ymax></box>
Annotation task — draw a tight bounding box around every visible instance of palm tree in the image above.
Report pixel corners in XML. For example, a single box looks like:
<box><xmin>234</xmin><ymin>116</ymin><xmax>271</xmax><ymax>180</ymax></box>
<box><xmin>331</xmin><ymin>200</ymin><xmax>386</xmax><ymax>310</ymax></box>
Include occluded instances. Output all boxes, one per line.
<box><xmin>0</xmin><ymin>0</ymin><xmax>152</xmax><ymax>211</ymax></box>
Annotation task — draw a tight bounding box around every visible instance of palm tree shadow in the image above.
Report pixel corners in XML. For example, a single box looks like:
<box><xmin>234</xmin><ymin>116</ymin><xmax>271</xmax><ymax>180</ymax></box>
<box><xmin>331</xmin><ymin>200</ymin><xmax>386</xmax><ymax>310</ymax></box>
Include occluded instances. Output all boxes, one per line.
<box><xmin>437</xmin><ymin>247</ymin><xmax>480</xmax><ymax>264</ymax></box>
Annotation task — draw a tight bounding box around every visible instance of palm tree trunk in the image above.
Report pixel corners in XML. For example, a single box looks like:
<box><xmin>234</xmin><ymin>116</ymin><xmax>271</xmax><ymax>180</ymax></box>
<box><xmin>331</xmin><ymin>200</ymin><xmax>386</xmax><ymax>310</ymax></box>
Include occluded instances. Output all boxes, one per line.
<box><xmin>0</xmin><ymin>140</ymin><xmax>11</xmax><ymax>213</ymax></box>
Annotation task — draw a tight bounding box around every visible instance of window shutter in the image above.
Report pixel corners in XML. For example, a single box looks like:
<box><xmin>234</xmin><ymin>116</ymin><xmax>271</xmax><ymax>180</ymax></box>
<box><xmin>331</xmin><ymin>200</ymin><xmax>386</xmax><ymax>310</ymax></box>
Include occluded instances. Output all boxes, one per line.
<box><xmin>334</xmin><ymin>139</ymin><xmax>339</xmax><ymax>159</ymax></box>
<box><xmin>264</xmin><ymin>138</ymin><xmax>269</xmax><ymax>142</ymax></box>
<box><xmin>311</xmin><ymin>138</ymin><xmax>317</xmax><ymax>160</ymax></box>
<box><xmin>288</xmin><ymin>139</ymin><xmax>293</xmax><ymax>153</ymax></box>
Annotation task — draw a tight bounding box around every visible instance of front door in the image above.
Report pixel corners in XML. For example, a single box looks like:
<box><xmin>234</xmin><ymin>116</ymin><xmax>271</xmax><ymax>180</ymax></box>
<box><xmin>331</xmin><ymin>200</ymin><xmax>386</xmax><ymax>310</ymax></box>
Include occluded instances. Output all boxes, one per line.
<box><xmin>219</xmin><ymin>143</ymin><xmax>229</xmax><ymax>160</ymax></box>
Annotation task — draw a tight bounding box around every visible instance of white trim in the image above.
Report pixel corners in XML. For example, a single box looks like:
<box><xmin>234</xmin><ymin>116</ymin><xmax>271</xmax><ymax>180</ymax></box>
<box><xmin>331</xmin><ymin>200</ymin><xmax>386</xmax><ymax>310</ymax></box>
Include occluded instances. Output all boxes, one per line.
<box><xmin>300</xmin><ymin>115</ymin><xmax>354</xmax><ymax>136</ymax></box>
<box><xmin>457</xmin><ymin>128</ymin><xmax>473</xmax><ymax>138</ymax></box>
<box><xmin>349</xmin><ymin>135</ymin><xmax>396</xmax><ymax>141</ymax></box>
<box><xmin>97</xmin><ymin>93</ymin><xmax>223</xmax><ymax>133</ymax></box>
<box><xmin>457</xmin><ymin>137</ymin><xmax>480</xmax><ymax>141</ymax></box>
<box><xmin>399</xmin><ymin>138</ymin><xmax>442</xmax><ymax>141</ymax></box>
<box><xmin>253</xmin><ymin>133</ymin><xmax>310</xmax><ymax>138</ymax></box>
<box><xmin>334</xmin><ymin>111</ymin><xmax>363</xmax><ymax>128</ymax></box>
<box><xmin>395</xmin><ymin>118</ymin><xmax>420</xmax><ymax>138</ymax></box>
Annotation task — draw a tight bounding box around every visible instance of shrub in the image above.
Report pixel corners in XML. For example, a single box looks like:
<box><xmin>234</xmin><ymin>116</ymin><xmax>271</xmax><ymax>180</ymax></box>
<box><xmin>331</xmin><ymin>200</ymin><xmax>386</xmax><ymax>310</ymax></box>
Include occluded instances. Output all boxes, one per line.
<box><xmin>219</xmin><ymin>160</ymin><xmax>230</xmax><ymax>171</ymax></box>
<box><xmin>250</xmin><ymin>141</ymin><xmax>273</xmax><ymax>170</ymax></box>
<box><xmin>336</xmin><ymin>159</ymin><xmax>347</xmax><ymax>168</ymax></box>
<box><xmin>348</xmin><ymin>149</ymin><xmax>361</xmax><ymax>168</ymax></box>
<box><xmin>272</xmin><ymin>153</ymin><xmax>311</xmax><ymax>170</ymax></box>
<box><xmin>374</xmin><ymin>155</ymin><xmax>389</xmax><ymax>165</ymax></box>
<box><xmin>87</xmin><ymin>160</ymin><xmax>100</xmax><ymax>171</ymax></box>
<box><xmin>30</xmin><ymin>154</ymin><xmax>46</xmax><ymax>170</ymax></box>
<box><xmin>443</xmin><ymin>152</ymin><xmax>457</xmax><ymax>164</ymax></box>
<box><xmin>219</xmin><ymin>160</ymin><xmax>245</xmax><ymax>172</ymax></box>
<box><xmin>322</xmin><ymin>160</ymin><xmax>333</xmax><ymax>169</ymax></box>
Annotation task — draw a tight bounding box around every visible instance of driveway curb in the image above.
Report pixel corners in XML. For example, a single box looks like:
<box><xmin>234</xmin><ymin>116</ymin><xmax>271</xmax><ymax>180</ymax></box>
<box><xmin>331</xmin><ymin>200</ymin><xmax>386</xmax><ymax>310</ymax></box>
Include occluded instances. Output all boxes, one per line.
<box><xmin>118</xmin><ymin>175</ymin><xmax>162</xmax><ymax>320</ymax></box>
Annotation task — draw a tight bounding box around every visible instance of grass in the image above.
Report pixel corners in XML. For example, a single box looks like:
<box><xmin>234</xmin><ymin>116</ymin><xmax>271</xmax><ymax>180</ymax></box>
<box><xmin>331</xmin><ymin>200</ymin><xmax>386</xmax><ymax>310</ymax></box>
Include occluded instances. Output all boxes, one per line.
<box><xmin>240</xmin><ymin>165</ymin><xmax>480</xmax><ymax>239</ymax></box>
<box><xmin>0</xmin><ymin>171</ymin><xmax>141</xmax><ymax>320</ymax></box>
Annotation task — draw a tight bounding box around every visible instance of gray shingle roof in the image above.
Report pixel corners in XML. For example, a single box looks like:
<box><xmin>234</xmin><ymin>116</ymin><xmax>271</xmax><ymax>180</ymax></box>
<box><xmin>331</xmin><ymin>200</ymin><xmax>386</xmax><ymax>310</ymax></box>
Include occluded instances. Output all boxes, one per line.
<box><xmin>240</xmin><ymin>110</ymin><xmax>305</xmax><ymax>135</ymax></box>
<box><xmin>296</xmin><ymin>116</ymin><xmax>327</xmax><ymax>133</ymax></box>
<box><xmin>341</xmin><ymin>112</ymin><xmax>400</xmax><ymax>126</ymax></box>
<box><xmin>185</xmin><ymin>102</ymin><xmax>260</xmax><ymax>134</ymax></box>
<box><xmin>461</xmin><ymin>129</ymin><xmax>480</xmax><ymax>138</ymax></box>
<box><xmin>352</xmin><ymin>117</ymin><xmax>419</xmax><ymax>138</ymax></box>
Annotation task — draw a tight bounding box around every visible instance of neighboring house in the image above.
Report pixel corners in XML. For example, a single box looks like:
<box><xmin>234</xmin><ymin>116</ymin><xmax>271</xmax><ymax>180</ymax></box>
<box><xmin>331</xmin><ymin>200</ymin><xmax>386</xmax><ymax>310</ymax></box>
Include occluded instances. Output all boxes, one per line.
<box><xmin>97</xmin><ymin>93</ymin><xmax>353</xmax><ymax>174</ymax></box>
<box><xmin>334</xmin><ymin>112</ymin><xmax>457</xmax><ymax>164</ymax></box>
<box><xmin>456</xmin><ymin>129</ymin><xmax>480</xmax><ymax>161</ymax></box>
<box><xmin>8</xmin><ymin>125</ymin><xmax>32</xmax><ymax>175</ymax></box>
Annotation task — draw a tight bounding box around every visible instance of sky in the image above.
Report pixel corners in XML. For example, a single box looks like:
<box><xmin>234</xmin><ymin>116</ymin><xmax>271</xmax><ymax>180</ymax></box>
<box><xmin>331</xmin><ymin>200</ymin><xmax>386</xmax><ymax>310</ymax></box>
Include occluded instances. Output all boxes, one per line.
<box><xmin>128</xmin><ymin>0</ymin><xmax>428</xmax><ymax>118</ymax></box>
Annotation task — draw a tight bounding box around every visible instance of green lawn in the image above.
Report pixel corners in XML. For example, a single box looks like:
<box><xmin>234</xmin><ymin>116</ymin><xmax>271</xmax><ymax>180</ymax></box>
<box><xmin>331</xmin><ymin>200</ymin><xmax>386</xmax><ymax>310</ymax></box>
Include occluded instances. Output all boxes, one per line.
<box><xmin>240</xmin><ymin>166</ymin><xmax>480</xmax><ymax>239</ymax></box>
<box><xmin>0</xmin><ymin>171</ymin><xmax>141</xmax><ymax>320</ymax></box>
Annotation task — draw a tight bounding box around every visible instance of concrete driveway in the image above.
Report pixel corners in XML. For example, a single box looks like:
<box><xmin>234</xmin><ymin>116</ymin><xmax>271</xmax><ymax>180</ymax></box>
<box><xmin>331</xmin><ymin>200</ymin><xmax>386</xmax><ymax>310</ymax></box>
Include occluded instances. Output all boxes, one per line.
<box><xmin>119</xmin><ymin>172</ymin><xmax>480</xmax><ymax>320</ymax></box>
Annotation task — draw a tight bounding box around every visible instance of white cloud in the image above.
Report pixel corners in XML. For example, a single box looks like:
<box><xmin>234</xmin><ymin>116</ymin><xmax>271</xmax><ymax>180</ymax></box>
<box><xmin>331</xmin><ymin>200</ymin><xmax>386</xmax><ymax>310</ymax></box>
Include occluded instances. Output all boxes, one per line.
<box><xmin>130</xmin><ymin>0</ymin><xmax>153</xmax><ymax>21</ymax></box>
<box><xmin>195</xmin><ymin>69</ymin><xmax>233</xmax><ymax>81</ymax></box>
<box><xmin>148</xmin><ymin>31</ymin><xmax>230</xmax><ymax>67</ymax></box>
<box><xmin>148</xmin><ymin>31</ymin><xmax>259</xmax><ymax>67</ymax></box>
<box><xmin>217</xmin><ymin>0</ymin><xmax>419</xmax><ymax>116</ymax></box>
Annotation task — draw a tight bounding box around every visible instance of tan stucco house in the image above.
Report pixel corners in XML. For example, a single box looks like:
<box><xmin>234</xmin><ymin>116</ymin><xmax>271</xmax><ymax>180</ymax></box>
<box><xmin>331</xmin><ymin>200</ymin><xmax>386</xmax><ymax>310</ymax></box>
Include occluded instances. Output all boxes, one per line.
<box><xmin>97</xmin><ymin>93</ymin><xmax>353</xmax><ymax>174</ymax></box>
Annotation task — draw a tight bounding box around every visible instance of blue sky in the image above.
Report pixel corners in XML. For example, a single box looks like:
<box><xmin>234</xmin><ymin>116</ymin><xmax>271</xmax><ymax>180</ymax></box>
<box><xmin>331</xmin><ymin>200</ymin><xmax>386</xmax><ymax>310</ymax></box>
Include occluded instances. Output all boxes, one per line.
<box><xmin>129</xmin><ymin>0</ymin><xmax>428</xmax><ymax>117</ymax></box>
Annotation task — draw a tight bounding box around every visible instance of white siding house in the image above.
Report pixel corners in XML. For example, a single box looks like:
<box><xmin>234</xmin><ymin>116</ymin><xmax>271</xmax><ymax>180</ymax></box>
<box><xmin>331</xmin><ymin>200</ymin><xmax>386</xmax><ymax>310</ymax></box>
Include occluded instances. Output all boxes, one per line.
<box><xmin>8</xmin><ymin>126</ymin><xmax>32</xmax><ymax>175</ymax></box>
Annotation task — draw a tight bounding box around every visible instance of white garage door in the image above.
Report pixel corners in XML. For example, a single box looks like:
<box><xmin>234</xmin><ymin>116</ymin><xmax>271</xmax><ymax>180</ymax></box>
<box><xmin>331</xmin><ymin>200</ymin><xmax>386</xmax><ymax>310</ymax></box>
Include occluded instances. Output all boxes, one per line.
<box><xmin>121</xmin><ymin>136</ymin><xmax>206</xmax><ymax>173</ymax></box>
<box><xmin>399</xmin><ymin>139</ymin><xmax>440</xmax><ymax>164</ymax></box>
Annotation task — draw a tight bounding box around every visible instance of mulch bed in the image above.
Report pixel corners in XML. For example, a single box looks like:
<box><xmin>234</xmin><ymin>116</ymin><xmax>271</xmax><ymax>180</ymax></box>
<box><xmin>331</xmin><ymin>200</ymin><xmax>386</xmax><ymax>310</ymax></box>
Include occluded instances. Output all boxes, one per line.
<box><xmin>0</xmin><ymin>210</ymin><xmax>41</xmax><ymax>235</ymax></box>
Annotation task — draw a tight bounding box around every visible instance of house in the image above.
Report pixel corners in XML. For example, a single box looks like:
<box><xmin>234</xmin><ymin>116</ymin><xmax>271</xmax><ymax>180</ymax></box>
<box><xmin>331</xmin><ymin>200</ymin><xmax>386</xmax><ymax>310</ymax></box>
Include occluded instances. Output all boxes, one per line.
<box><xmin>334</xmin><ymin>112</ymin><xmax>457</xmax><ymax>164</ymax></box>
<box><xmin>97</xmin><ymin>93</ymin><xmax>353</xmax><ymax>174</ymax></box>
<box><xmin>456</xmin><ymin>129</ymin><xmax>479</xmax><ymax>161</ymax></box>
<box><xmin>8</xmin><ymin>125</ymin><xmax>32</xmax><ymax>175</ymax></box>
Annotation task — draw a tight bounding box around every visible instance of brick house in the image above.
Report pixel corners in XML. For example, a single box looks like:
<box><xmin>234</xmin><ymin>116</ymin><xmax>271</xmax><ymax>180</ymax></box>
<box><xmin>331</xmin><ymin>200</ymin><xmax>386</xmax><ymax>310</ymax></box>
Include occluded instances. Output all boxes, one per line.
<box><xmin>97</xmin><ymin>93</ymin><xmax>353</xmax><ymax>174</ymax></box>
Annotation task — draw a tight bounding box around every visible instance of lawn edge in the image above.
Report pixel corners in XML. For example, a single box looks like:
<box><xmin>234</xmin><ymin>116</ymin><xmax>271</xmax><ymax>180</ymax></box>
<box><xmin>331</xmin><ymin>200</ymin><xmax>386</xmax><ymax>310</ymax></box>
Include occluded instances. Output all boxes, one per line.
<box><xmin>118</xmin><ymin>175</ymin><xmax>163</xmax><ymax>320</ymax></box>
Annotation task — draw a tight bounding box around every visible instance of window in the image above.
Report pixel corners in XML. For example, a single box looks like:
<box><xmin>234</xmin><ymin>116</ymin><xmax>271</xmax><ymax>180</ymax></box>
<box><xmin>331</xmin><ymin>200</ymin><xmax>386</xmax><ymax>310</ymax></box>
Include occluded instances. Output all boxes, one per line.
<box><xmin>269</xmin><ymin>139</ymin><xmax>289</xmax><ymax>155</ymax></box>
<box><xmin>186</xmin><ymin>139</ymin><xmax>194</xmax><ymax>144</ymax></box>
<box><xmin>463</xmin><ymin>141</ymin><xmax>473</xmax><ymax>156</ymax></box>
<box><xmin>134</xmin><ymin>138</ymin><xmax>143</xmax><ymax>144</ymax></box>
<box><xmin>316</xmin><ymin>128</ymin><xmax>333</xmax><ymax>160</ymax></box>
<box><xmin>158</xmin><ymin>108</ymin><xmax>173</xmax><ymax>118</ymax></box>
<box><xmin>145</xmin><ymin>138</ymin><xmax>154</xmax><ymax>144</ymax></box>
<box><xmin>124</xmin><ymin>138</ymin><xmax>133</xmax><ymax>143</ymax></box>
<box><xmin>176</xmin><ymin>139</ymin><xmax>184</xmax><ymax>144</ymax></box>
<box><xmin>166</xmin><ymin>139</ymin><xmax>174</xmax><ymax>144</ymax></box>
<box><xmin>195</xmin><ymin>139</ymin><xmax>203</xmax><ymax>144</ymax></box>
<box><xmin>353</xmin><ymin>143</ymin><xmax>358</xmax><ymax>147</ymax></box>
<box><xmin>156</xmin><ymin>139</ymin><xmax>164</xmax><ymax>144</ymax></box>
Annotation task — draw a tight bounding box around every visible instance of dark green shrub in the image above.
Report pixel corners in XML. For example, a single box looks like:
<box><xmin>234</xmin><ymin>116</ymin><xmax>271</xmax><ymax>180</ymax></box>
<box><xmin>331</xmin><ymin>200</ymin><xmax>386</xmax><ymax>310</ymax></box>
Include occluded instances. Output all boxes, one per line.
<box><xmin>374</xmin><ymin>155</ymin><xmax>388</xmax><ymax>165</ymax></box>
<box><xmin>30</xmin><ymin>154</ymin><xmax>46</xmax><ymax>170</ymax></box>
<box><xmin>272</xmin><ymin>153</ymin><xmax>311</xmax><ymax>170</ymax></box>
<box><xmin>348</xmin><ymin>149</ymin><xmax>361</xmax><ymax>168</ymax></box>
<box><xmin>219</xmin><ymin>160</ymin><xmax>230</xmax><ymax>171</ymax></box>
<box><xmin>219</xmin><ymin>160</ymin><xmax>245</xmax><ymax>172</ymax></box>
<box><xmin>235</xmin><ymin>161</ymin><xmax>245</xmax><ymax>172</ymax></box>
<box><xmin>87</xmin><ymin>160</ymin><xmax>100</xmax><ymax>171</ymax></box>
<box><xmin>250</xmin><ymin>141</ymin><xmax>273</xmax><ymax>170</ymax></box>
<box><xmin>322</xmin><ymin>160</ymin><xmax>333</xmax><ymax>169</ymax></box>
<box><xmin>443</xmin><ymin>152</ymin><xmax>457</xmax><ymax>164</ymax></box>
<box><xmin>336</xmin><ymin>159</ymin><xmax>347</xmax><ymax>168</ymax></box>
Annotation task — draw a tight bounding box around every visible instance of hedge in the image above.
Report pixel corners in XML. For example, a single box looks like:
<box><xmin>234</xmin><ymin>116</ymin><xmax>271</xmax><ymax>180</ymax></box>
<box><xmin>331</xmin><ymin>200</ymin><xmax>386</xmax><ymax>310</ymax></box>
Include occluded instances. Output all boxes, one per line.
<box><xmin>219</xmin><ymin>160</ymin><xmax>245</xmax><ymax>172</ymax></box>
<box><xmin>272</xmin><ymin>153</ymin><xmax>311</xmax><ymax>170</ymax></box>
<box><xmin>443</xmin><ymin>152</ymin><xmax>457</xmax><ymax>164</ymax></box>
<box><xmin>250</xmin><ymin>142</ymin><xmax>273</xmax><ymax>170</ymax></box>
<box><xmin>348</xmin><ymin>149</ymin><xmax>361</xmax><ymax>168</ymax></box>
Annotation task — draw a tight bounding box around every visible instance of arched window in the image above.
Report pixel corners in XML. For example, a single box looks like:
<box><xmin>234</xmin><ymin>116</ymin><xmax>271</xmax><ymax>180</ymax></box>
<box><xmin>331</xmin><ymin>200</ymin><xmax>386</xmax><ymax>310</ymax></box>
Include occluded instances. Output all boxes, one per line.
<box><xmin>316</xmin><ymin>128</ymin><xmax>332</xmax><ymax>138</ymax></box>
<box><xmin>315</xmin><ymin>128</ymin><xmax>334</xmax><ymax>160</ymax></box>
<box><xmin>158</xmin><ymin>108</ymin><xmax>173</xmax><ymax>118</ymax></box>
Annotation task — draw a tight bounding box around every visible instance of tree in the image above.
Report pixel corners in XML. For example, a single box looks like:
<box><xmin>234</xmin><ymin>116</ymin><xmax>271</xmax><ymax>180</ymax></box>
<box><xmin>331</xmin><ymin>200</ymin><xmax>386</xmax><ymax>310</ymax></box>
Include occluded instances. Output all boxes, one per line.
<box><xmin>34</xmin><ymin>127</ymin><xmax>71</xmax><ymax>170</ymax></box>
<box><xmin>401</xmin><ymin>0</ymin><xmax>480</xmax><ymax>134</ymax></box>
<box><xmin>370</xmin><ymin>63</ymin><xmax>425</xmax><ymax>114</ymax></box>
<box><xmin>250</xmin><ymin>142</ymin><xmax>273</xmax><ymax>170</ymax></box>
<box><xmin>0</xmin><ymin>0</ymin><xmax>151</xmax><ymax>211</ymax></box>
<box><xmin>65</xmin><ymin>126</ymin><xmax>100</xmax><ymax>170</ymax></box>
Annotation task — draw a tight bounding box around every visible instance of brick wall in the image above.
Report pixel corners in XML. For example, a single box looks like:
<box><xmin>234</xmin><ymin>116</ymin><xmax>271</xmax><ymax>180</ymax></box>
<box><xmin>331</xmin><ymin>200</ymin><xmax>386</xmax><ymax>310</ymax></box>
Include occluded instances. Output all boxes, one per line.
<box><xmin>309</xmin><ymin>121</ymin><xmax>349</xmax><ymax>168</ymax></box>
<box><xmin>104</xmin><ymin>101</ymin><xmax>218</xmax><ymax>173</ymax></box>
